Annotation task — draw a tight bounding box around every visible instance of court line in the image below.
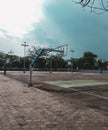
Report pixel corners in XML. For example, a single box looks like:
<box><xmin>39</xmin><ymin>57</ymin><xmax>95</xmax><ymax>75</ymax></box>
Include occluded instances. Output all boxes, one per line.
<box><xmin>46</xmin><ymin>80</ymin><xmax>108</xmax><ymax>100</ymax></box>
<box><xmin>70</xmin><ymin>88</ymin><xmax>108</xmax><ymax>100</ymax></box>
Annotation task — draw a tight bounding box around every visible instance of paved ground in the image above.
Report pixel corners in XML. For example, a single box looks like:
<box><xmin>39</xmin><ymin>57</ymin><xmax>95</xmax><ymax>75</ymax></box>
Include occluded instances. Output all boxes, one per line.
<box><xmin>0</xmin><ymin>72</ymin><xmax>108</xmax><ymax>130</ymax></box>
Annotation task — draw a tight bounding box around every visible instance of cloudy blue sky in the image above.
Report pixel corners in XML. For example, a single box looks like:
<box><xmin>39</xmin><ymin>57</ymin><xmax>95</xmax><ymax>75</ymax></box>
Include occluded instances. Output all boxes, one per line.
<box><xmin>0</xmin><ymin>0</ymin><xmax>108</xmax><ymax>60</ymax></box>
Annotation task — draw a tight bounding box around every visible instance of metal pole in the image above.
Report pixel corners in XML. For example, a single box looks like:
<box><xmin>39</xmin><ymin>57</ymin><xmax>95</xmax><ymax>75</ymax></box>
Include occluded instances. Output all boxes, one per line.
<box><xmin>4</xmin><ymin>63</ymin><xmax>7</xmax><ymax>75</ymax></box>
<box><xmin>8</xmin><ymin>50</ymin><xmax>14</xmax><ymax>69</ymax></box>
<box><xmin>28</xmin><ymin>65</ymin><xmax>33</xmax><ymax>86</ymax></box>
<box><xmin>45</xmin><ymin>57</ymin><xmax>47</xmax><ymax>71</ymax></box>
<box><xmin>23</xmin><ymin>42</ymin><xmax>26</xmax><ymax>73</ymax></box>
<box><xmin>50</xmin><ymin>56</ymin><xmax>52</xmax><ymax>73</ymax></box>
<box><xmin>99</xmin><ymin>59</ymin><xmax>103</xmax><ymax>74</ymax></box>
<box><xmin>28</xmin><ymin>49</ymin><xmax>45</xmax><ymax>86</ymax></box>
<box><xmin>49</xmin><ymin>46</ymin><xmax>52</xmax><ymax>73</ymax></box>
<box><xmin>21</xmin><ymin>42</ymin><xmax>29</xmax><ymax>73</ymax></box>
<box><xmin>70</xmin><ymin>49</ymin><xmax>75</xmax><ymax>72</ymax></box>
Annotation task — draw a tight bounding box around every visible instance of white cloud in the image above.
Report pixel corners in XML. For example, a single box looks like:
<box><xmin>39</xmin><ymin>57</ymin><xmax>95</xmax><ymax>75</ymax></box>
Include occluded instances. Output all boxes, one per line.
<box><xmin>0</xmin><ymin>0</ymin><xmax>46</xmax><ymax>56</ymax></box>
<box><xmin>0</xmin><ymin>0</ymin><xmax>45</xmax><ymax>37</ymax></box>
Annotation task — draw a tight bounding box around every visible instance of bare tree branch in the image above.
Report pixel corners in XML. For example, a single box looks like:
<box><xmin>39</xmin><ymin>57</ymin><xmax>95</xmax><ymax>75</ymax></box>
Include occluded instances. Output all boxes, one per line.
<box><xmin>72</xmin><ymin>0</ymin><xmax>108</xmax><ymax>14</ymax></box>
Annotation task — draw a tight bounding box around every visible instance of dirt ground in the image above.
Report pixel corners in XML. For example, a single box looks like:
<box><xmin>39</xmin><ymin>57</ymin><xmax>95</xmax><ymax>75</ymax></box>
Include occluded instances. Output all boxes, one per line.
<box><xmin>0</xmin><ymin>71</ymin><xmax>108</xmax><ymax>130</ymax></box>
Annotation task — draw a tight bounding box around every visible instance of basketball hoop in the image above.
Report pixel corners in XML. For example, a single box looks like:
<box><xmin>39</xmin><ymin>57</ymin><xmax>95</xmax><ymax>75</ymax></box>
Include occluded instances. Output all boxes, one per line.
<box><xmin>28</xmin><ymin>44</ymin><xmax>68</xmax><ymax>86</ymax></box>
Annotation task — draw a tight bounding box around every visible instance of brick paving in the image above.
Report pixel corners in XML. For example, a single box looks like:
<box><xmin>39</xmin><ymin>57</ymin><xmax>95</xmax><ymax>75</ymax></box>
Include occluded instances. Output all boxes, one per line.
<box><xmin>0</xmin><ymin>74</ymin><xmax>108</xmax><ymax>130</ymax></box>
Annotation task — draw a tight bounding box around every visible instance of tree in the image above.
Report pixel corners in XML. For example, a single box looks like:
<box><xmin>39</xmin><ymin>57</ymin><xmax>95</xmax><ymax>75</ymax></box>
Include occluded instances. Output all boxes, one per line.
<box><xmin>103</xmin><ymin>61</ymin><xmax>108</xmax><ymax>70</ymax></box>
<box><xmin>28</xmin><ymin>46</ymin><xmax>67</xmax><ymax>70</ymax></box>
<box><xmin>72</xmin><ymin>0</ymin><xmax>108</xmax><ymax>14</ymax></box>
<box><xmin>78</xmin><ymin>51</ymin><xmax>97</xmax><ymax>69</ymax></box>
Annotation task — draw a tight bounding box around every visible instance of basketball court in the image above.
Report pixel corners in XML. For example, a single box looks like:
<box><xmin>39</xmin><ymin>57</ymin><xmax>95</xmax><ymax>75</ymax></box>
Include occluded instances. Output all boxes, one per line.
<box><xmin>46</xmin><ymin>80</ymin><xmax>108</xmax><ymax>88</ymax></box>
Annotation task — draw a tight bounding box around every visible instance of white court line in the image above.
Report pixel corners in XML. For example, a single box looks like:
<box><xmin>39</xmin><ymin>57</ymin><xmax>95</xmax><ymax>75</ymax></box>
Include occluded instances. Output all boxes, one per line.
<box><xmin>46</xmin><ymin>80</ymin><xmax>108</xmax><ymax>100</ymax></box>
<box><xmin>70</xmin><ymin>88</ymin><xmax>108</xmax><ymax>100</ymax></box>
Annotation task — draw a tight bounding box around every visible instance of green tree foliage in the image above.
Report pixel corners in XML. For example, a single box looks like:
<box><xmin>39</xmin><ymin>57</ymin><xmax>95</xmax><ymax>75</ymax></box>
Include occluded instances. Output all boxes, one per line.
<box><xmin>78</xmin><ymin>51</ymin><xmax>97</xmax><ymax>69</ymax></box>
<box><xmin>46</xmin><ymin>55</ymin><xmax>67</xmax><ymax>70</ymax></box>
<box><xmin>28</xmin><ymin>46</ymin><xmax>67</xmax><ymax>70</ymax></box>
<box><xmin>1</xmin><ymin>50</ymin><xmax>108</xmax><ymax>71</ymax></box>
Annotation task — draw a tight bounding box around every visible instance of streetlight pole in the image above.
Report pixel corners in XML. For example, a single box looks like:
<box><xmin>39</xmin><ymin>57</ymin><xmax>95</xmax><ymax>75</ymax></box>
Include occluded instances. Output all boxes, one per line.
<box><xmin>70</xmin><ymin>49</ymin><xmax>75</xmax><ymax>72</ymax></box>
<box><xmin>50</xmin><ymin>46</ymin><xmax>52</xmax><ymax>73</ymax></box>
<box><xmin>21</xmin><ymin>42</ymin><xmax>29</xmax><ymax>73</ymax></box>
<box><xmin>8</xmin><ymin>50</ymin><xmax>14</xmax><ymax>69</ymax></box>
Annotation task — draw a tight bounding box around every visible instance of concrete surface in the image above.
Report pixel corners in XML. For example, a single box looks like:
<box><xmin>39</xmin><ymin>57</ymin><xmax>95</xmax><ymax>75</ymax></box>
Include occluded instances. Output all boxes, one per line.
<box><xmin>0</xmin><ymin>72</ymin><xmax>108</xmax><ymax>130</ymax></box>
